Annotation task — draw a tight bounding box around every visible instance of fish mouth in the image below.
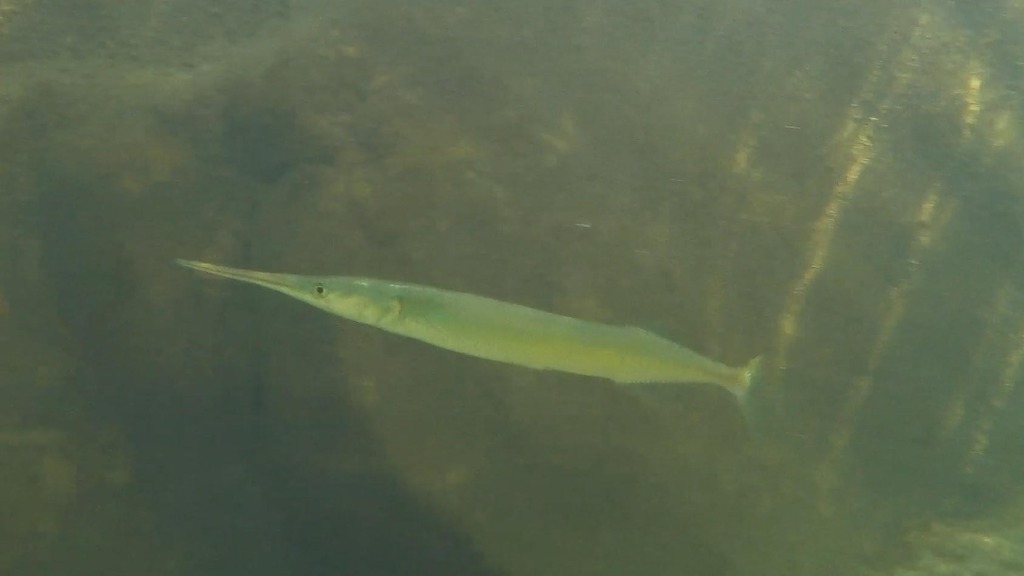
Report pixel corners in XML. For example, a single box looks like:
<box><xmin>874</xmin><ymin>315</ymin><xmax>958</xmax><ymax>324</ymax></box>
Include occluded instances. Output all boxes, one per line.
<box><xmin>176</xmin><ymin>259</ymin><xmax>296</xmax><ymax>290</ymax></box>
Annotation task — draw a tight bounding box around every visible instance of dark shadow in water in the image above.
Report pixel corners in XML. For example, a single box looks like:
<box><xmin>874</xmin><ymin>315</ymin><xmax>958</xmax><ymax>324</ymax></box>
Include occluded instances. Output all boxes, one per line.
<box><xmin>25</xmin><ymin>142</ymin><xmax>501</xmax><ymax>576</ymax></box>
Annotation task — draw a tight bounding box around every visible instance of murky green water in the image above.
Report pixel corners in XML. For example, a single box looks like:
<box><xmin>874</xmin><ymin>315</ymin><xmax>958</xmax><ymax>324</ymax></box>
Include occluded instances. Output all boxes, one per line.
<box><xmin>1</xmin><ymin>1</ymin><xmax>1023</xmax><ymax>575</ymax></box>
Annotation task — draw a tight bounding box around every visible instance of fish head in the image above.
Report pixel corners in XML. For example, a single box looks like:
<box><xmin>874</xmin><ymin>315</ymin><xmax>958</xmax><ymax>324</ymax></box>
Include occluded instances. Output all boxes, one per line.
<box><xmin>177</xmin><ymin>260</ymin><xmax>400</xmax><ymax>325</ymax></box>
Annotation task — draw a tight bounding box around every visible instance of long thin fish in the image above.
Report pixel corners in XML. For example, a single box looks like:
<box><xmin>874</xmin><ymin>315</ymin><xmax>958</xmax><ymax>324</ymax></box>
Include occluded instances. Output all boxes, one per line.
<box><xmin>177</xmin><ymin>259</ymin><xmax>760</xmax><ymax>410</ymax></box>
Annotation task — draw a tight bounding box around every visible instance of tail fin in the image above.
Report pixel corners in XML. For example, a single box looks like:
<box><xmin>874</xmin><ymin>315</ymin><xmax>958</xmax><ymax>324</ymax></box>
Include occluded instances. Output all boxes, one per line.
<box><xmin>736</xmin><ymin>355</ymin><xmax>762</xmax><ymax>424</ymax></box>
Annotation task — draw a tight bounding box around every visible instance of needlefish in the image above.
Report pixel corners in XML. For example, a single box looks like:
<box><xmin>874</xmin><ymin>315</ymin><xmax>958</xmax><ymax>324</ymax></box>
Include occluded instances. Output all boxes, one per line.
<box><xmin>177</xmin><ymin>259</ymin><xmax>761</xmax><ymax>413</ymax></box>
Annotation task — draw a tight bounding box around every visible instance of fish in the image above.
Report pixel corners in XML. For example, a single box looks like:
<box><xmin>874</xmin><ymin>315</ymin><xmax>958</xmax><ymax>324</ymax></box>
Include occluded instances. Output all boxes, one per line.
<box><xmin>177</xmin><ymin>259</ymin><xmax>760</xmax><ymax>414</ymax></box>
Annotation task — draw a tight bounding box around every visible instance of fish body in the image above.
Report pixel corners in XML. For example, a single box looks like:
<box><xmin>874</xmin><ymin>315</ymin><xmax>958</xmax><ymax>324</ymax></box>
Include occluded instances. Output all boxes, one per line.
<box><xmin>177</xmin><ymin>259</ymin><xmax>759</xmax><ymax>404</ymax></box>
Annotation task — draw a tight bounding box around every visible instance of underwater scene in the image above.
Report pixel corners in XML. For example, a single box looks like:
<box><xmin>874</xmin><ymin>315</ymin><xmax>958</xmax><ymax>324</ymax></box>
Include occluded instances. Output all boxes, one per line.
<box><xmin>1</xmin><ymin>1</ymin><xmax>1024</xmax><ymax>575</ymax></box>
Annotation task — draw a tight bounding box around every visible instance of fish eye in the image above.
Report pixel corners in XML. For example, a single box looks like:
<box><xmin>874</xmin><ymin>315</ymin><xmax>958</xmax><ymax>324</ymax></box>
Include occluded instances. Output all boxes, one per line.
<box><xmin>314</xmin><ymin>283</ymin><xmax>326</xmax><ymax>298</ymax></box>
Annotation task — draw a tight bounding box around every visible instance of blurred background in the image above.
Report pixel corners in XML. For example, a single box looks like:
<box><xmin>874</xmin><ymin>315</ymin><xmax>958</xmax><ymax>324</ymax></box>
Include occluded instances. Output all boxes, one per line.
<box><xmin>1</xmin><ymin>1</ymin><xmax>1024</xmax><ymax>574</ymax></box>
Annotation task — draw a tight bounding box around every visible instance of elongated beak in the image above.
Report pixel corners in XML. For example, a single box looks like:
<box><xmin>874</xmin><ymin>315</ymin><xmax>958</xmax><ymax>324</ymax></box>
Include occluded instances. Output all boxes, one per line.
<box><xmin>176</xmin><ymin>259</ymin><xmax>297</xmax><ymax>291</ymax></box>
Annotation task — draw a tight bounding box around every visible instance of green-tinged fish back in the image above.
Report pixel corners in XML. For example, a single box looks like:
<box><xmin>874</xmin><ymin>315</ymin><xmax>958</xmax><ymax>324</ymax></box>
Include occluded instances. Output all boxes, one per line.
<box><xmin>380</xmin><ymin>283</ymin><xmax>751</xmax><ymax>392</ymax></box>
